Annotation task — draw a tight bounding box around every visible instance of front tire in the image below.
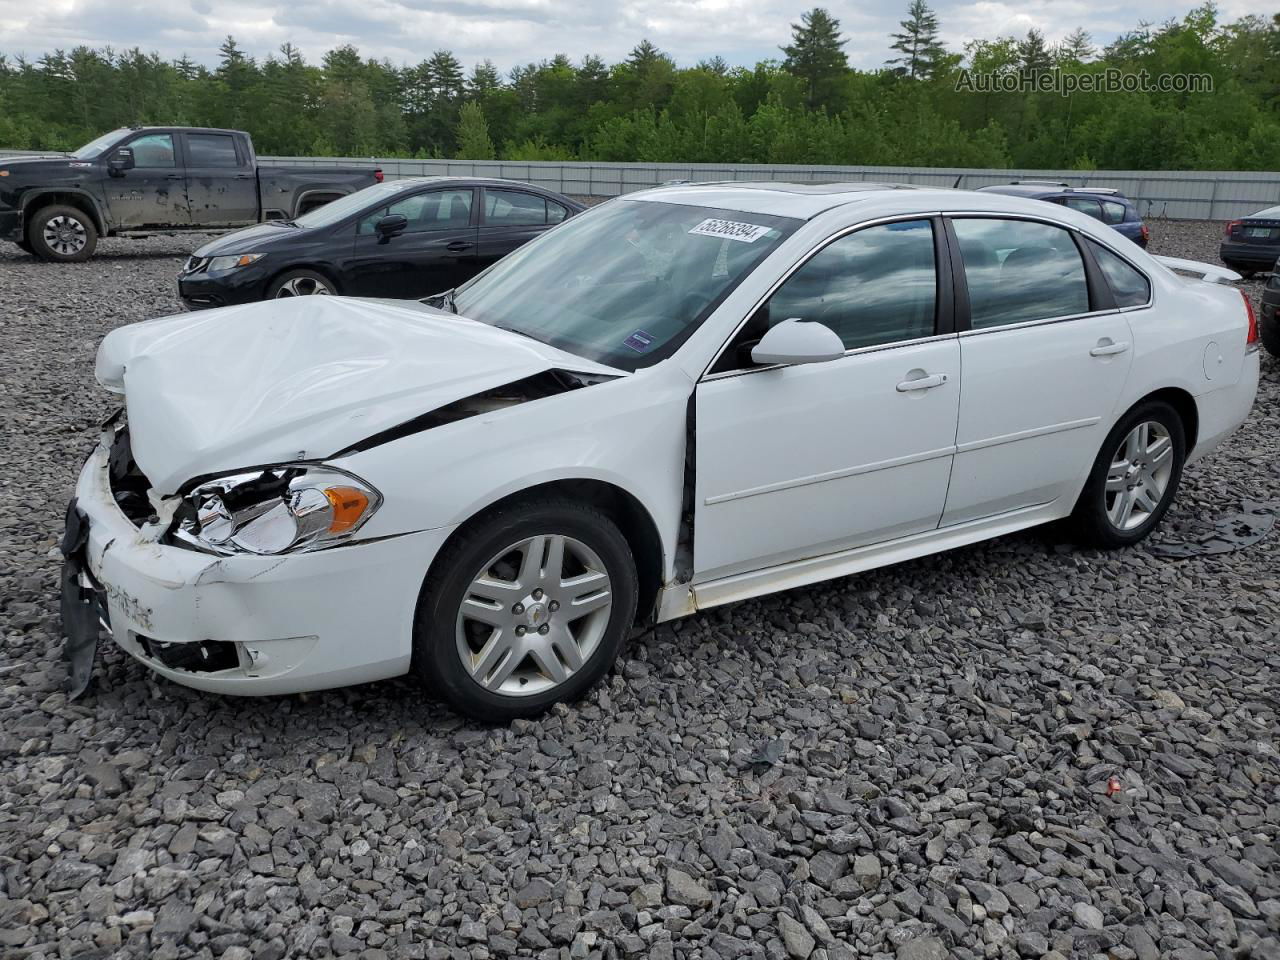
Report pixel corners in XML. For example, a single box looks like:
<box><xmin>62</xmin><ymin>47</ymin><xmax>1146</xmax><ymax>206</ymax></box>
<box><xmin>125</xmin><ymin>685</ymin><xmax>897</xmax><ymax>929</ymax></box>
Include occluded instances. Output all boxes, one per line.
<box><xmin>414</xmin><ymin>500</ymin><xmax>638</xmax><ymax>721</ymax></box>
<box><xmin>267</xmin><ymin>269</ymin><xmax>336</xmax><ymax>298</ymax></box>
<box><xmin>27</xmin><ymin>205</ymin><xmax>98</xmax><ymax>262</ymax></box>
<box><xmin>1070</xmin><ymin>400</ymin><xmax>1186</xmax><ymax>548</ymax></box>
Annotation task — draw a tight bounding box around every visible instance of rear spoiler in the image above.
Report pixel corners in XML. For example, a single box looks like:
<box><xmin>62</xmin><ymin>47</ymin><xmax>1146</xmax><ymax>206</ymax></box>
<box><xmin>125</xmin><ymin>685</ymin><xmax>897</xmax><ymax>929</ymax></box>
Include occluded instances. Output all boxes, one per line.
<box><xmin>1151</xmin><ymin>255</ymin><xmax>1241</xmax><ymax>285</ymax></box>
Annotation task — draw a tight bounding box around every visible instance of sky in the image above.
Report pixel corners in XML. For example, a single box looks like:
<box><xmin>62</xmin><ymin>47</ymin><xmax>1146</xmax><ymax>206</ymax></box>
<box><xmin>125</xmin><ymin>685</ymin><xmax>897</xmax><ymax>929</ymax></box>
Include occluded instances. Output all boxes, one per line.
<box><xmin>0</xmin><ymin>0</ymin><xmax>1275</xmax><ymax>73</ymax></box>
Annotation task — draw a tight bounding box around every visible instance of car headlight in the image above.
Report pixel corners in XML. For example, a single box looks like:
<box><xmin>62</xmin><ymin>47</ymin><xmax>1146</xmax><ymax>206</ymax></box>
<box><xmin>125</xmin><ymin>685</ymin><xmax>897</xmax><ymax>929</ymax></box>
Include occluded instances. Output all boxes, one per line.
<box><xmin>178</xmin><ymin>464</ymin><xmax>381</xmax><ymax>556</ymax></box>
<box><xmin>207</xmin><ymin>253</ymin><xmax>264</xmax><ymax>272</ymax></box>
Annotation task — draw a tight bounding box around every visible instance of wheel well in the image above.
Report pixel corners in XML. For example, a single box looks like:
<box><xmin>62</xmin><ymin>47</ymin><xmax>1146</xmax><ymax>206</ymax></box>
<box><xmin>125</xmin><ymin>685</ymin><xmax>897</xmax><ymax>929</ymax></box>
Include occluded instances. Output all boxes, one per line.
<box><xmin>295</xmin><ymin>193</ymin><xmax>341</xmax><ymax>216</ymax></box>
<box><xmin>432</xmin><ymin>480</ymin><xmax>666</xmax><ymax>624</ymax></box>
<box><xmin>1139</xmin><ymin>387</ymin><xmax>1199</xmax><ymax>449</ymax></box>
<box><xmin>266</xmin><ymin>263</ymin><xmax>342</xmax><ymax>295</ymax></box>
<box><xmin>25</xmin><ymin>193</ymin><xmax>104</xmax><ymax>235</ymax></box>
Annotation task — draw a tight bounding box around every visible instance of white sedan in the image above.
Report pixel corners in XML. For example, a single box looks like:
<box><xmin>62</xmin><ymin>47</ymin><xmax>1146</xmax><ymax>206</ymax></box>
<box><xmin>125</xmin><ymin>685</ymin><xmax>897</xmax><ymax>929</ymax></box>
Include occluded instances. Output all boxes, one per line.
<box><xmin>63</xmin><ymin>182</ymin><xmax>1261</xmax><ymax>719</ymax></box>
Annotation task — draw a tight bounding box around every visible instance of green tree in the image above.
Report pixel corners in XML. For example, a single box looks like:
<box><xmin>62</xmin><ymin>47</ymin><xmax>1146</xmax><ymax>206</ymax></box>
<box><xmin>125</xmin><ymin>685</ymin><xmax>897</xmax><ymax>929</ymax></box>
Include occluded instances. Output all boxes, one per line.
<box><xmin>454</xmin><ymin>101</ymin><xmax>495</xmax><ymax>159</ymax></box>
<box><xmin>781</xmin><ymin>8</ymin><xmax>848</xmax><ymax>110</ymax></box>
<box><xmin>888</xmin><ymin>0</ymin><xmax>948</xmax><ymax>79</ymax></box>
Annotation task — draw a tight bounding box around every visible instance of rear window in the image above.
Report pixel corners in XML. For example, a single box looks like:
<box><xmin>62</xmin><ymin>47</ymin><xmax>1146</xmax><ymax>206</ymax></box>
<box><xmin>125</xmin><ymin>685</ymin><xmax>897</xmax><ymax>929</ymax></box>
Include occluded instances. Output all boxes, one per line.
<box><xmin>1088</xmin><ymin>240</ymin><xmax>1150</xmax><ymax>307</ymax></box>
<box><xmin>187</xmin><ymin>134</ymin><xmax>241</xmax><ymax>167</ymax></box>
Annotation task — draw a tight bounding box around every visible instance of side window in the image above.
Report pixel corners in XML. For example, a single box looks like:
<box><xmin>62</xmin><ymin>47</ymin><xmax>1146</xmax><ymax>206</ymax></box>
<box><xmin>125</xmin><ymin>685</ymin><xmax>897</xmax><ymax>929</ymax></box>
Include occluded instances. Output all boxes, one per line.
<box><xmin>485</xmin><ymin>189</ymin><xmax>547</xmax><ymax>226</ymax></box>
<box><xmin>715</xmin><ymin>219</ymin><xmax>937</xmax><ymax>372</ymax></box>
<box><xmin>128</xmin><ymin>133</ymin><xmax>176</xmax><ymax>168</ymax></box>
<box><xmin>187</xmin><ymin>134</ymin><xmax>240</xmax><ymax>167</ymax></box>
<box><xmin>1088</xmin><ymin>240</ymin><xmax>1150</xmax><ymax>307</ymax></box>
<box><xmin>952</xmin><ymin>218</ymin><xmax>1090</xmax><ymax>329</ymax></box>
<box><xmin>1063</xmin><ymin>197</ymin><xmax>1103</xmax><ymax>221</ymax></box>
<box><xmin>357</xmin><ymin>188</ymin><xmax>473</xmax><ymax>235</ymax></box>
<box><xmin>547</xmin><ymin>201</ymin><xmax>569</xmax><ymax>224</ymax></box>
<box><xmin>1101</xmin><ymin>200</ymin><xmax>1127</xmax><ymax>225</ymax></box>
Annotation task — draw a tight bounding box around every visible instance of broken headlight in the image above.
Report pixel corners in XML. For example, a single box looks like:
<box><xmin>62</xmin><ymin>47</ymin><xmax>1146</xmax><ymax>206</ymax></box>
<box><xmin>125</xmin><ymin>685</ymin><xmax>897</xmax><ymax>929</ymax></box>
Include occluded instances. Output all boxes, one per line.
<box><xmin>178</xmin><ymin>465</ymin><xmax>381</xmax><ymax>556</ymax></box>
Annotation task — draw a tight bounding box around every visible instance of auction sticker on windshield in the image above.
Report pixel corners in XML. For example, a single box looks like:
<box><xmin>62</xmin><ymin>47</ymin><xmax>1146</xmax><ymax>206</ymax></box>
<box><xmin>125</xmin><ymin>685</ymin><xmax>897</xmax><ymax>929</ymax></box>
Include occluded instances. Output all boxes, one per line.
<box><xmin>688</xmin><ymin>218</ymin><xmax>772</xmax><ymax>243</ymax></box>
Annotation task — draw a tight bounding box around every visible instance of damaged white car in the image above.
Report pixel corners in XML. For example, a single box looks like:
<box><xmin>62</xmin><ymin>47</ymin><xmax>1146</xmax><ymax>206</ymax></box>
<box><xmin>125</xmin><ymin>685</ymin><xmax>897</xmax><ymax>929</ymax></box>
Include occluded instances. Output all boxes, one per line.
<box><xmin>62</xmin><ymin>182</ymin><xmax>1261</xmax><ymax>720</ymax></box>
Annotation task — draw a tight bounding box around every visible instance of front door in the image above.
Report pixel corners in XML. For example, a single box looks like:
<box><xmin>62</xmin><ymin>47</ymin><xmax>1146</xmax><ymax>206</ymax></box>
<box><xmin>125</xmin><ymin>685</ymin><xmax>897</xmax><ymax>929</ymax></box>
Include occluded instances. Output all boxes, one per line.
<box><xmin>693</xmin><ymin>218</ymin><xmax>961</xmax><ymax>581</ymax></box>
<box><xmin>345</xmin><ymin>187</ymin><xmax>478</xmax><ymax>299</ymax></box>
<box><xmin>104</xmin><ymin>132</ymin><xmax>189</xmax><ymax>227</ymax></box>
<box><xmin>940</xmin><ymin>216</ymin><xmax>1133</xmax><ymax>525</ymax></box>
<box><xmin>180</xmin><ymin>131</ymin><xmax>258</xmax><ymax>226</ymax></box>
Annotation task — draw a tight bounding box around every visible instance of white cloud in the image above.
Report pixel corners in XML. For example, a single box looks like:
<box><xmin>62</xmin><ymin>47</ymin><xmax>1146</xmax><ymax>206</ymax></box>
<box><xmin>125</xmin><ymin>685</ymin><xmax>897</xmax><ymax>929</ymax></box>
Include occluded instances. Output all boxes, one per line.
<box><xmin>0</xmin><ymin>0</ymin><xmax>1274</xmax><ymax>72</ymax></box>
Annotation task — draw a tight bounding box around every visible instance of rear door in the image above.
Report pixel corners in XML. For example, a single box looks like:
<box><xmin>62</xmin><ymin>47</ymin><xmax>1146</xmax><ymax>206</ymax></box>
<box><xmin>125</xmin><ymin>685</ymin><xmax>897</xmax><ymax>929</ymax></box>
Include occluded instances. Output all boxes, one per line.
<box><xmin>344</xmin><ymin>186</ymin><xmax>478</xmax><ymax>298</ymax></box>
<box><xmin>181</xmin><ymin>131</ymin><xmax>258</xmax><ymax>226</ymax></box>
<box><xmin>103</xmin><ymin>131</ymin><xmax>189</xmax><ymax>227</ymax></box>
<box><xmin>475</xmin><ymin>187</ymin><xmax>559</xmax><ymax>270</ymax></box>
<box><xmin>940</xmin><ymin>216</ymin><xmax>1132</xmax><ymax>526</ymax></box>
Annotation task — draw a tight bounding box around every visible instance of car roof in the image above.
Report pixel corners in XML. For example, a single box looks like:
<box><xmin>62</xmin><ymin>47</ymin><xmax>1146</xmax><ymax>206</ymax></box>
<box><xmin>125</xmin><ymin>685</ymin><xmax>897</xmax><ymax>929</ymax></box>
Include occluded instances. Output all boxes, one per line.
<box><xmin>378</xmin><ymin>175</ymin><xmax>579</xmax><ymax>199</ymax></box>
<box><xmin>625</xmin><ymin>181</ymin><xmax>920</xmax><ymax>219</ymax></box>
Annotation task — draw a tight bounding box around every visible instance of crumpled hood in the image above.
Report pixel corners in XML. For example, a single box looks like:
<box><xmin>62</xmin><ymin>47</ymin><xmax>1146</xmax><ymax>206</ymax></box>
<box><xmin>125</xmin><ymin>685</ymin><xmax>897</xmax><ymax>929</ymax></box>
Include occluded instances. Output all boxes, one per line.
<box><xmin>96</xmin><ymin>296</ymin><xmax>622</xmax><ymax>495</ymax></box>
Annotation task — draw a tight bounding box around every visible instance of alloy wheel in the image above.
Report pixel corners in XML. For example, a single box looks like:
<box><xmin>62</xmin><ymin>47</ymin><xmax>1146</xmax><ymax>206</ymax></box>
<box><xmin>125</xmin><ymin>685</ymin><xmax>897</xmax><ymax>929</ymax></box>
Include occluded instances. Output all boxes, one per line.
<box><xmin>274</xmin><ymin>276</ymin><xmax>332</xmax><ymax>297</ymax></box>
<box><xmin>43</xmin><ymin>215</ymin><xmax>88</xmax><ymax>257</ymax></box>
<box><xmin>1104</xmin><ymin>420</ymin><xmax>1174</xmax><ymax>531</ymax></box>
<box><xmin>455</xmin><ymin>534</ymin><xmax>613</xmax><ymax>697</ymax></box>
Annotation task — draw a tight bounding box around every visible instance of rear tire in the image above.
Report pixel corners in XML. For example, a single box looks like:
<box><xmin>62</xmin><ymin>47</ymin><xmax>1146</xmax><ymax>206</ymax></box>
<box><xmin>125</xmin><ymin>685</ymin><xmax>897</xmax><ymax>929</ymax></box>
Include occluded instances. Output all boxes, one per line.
<box><xmin>266</xmin><ymin>269</ymin><xmax>336</xmax><ymax>298</ymax></box>
<box><xmin>1070</xmin><ymin>400</ymin><xmax>1186</xmax><ymax>548</ymax></box>
<box><xmin>1261</xmin><ymin>311</ymin><xmax>1280</xmax><ymax>358</ymax></box>
<box><xmin>27</xmin><ymin>205</ymin><xmax>98</xmax><ymax>262</ymax></box>
<box><xmin>413</xmin><ymin>499</ymin><xmax>638</xmax><ymax>722</ymax></box>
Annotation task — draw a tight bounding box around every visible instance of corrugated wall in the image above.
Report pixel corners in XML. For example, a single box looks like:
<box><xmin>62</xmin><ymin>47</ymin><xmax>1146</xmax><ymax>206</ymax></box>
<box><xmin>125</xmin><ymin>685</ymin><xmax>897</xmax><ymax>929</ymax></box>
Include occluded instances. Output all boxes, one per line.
<box><xmin>5</xmin><ymin>148</ymin><xmax>1279</xmax><ymax>219</ymax></box>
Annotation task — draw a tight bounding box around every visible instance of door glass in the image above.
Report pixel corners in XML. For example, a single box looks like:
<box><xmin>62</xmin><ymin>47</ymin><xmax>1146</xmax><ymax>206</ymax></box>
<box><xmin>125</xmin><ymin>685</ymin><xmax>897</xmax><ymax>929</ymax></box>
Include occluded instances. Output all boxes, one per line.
<box><xmin>485</xmin><ymin>189</ymin><xmax>547</xmax><ymax>226</ymax></box>
<box><xmin>1100</xmin><ymin>200</ymin><xmax>1127</xmax><ymax>224</ymax></box>
<box><xmin>187</xmin><ymin>134</ymin><xmax>240</xmax><ymax>167</ymax></box>
<box><xmin>952</xmin><ymin>218</ymin><xmax>1090</xmax><ymax>329</ymax></box>
<box><xmin>1088</xmin><ymin>240</ymin><xmax>1150</xmax><ymax>307</ymax></box>
<box><xmin>128</xmin><ymin>134</ymin><xmax>176</xmax><ymax>168</ymax></box>
<box><xmin>357</xmin><ymin>188</ymin><xmax>473</xmax><ymax>235</ymax></box>
<box><xmin>717</xmin><ymin>220</ymin><xmax>937</xmax><ymax>371</ymax></box>
<box><xmin>547</xmin><ymin>202</ymin><xmax>569</xmax><ymax>224</ymax></box>
<box><xmin>1063</xmin><ymin>197</ymin><xmax>1103</xmax><ymax>221</ymax></box>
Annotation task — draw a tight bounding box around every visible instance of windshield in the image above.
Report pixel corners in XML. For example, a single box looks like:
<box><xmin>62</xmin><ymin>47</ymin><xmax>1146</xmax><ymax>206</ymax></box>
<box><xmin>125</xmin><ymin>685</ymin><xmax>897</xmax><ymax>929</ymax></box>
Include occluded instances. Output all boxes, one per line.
<box><xmin>293</xmin><ymin>180</ymin><xmax>424</xmax><ymax>228</ymax></box>
<box><xmin>71</xmin><ymin>128</ymin><xmax>130</xmax><ymax>160</ymax></box>
<box><xmin>452</xmin><ymin>198</ymin><xmax>799</xmax><ymax>371</ymax></box>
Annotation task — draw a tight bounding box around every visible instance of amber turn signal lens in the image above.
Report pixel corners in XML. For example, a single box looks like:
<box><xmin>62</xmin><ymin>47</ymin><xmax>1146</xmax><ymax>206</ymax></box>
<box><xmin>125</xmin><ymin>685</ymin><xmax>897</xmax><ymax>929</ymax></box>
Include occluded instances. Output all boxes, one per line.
<box><xmin>324</xmin><ymin>486</ymin><xmax>371</xmax><ymax>533</ymax></box>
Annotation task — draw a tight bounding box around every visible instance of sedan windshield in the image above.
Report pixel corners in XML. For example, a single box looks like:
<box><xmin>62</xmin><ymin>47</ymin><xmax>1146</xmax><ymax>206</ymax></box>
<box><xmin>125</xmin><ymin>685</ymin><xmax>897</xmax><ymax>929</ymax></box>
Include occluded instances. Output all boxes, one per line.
<box><xmin>72</xmin><ymin>129</ymin><xmax>130</xmax><ymax>160</ymax></box>
<box><xmin>293</xmin><ymin>180</ymin><xmax>422</xmax><ymax>228</ymax></box>
<box><xmin>452</xmin><ymin>198</ymin><xmax>800</xmax><ymax>371</ymax></box>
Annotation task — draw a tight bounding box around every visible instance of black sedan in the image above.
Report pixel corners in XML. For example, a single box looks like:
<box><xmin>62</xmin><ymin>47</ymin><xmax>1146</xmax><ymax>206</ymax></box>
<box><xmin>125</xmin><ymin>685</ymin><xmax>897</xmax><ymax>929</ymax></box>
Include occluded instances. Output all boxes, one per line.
<box><xmin>177</xmin><ymin>177</ymin><xmax>585</xmax><ymax>308</ymax></box>
<box><xmin>1220</xmin><ymin>204</ymin><xmax>1280</xmax><ymax>277</ymax></box>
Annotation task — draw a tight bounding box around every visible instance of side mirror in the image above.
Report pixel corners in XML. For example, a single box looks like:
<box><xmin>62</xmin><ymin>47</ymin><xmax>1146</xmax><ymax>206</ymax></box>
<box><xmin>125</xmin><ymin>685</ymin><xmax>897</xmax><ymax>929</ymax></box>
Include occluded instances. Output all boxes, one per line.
<box><xmin>750</xmin><ymin>318</ymin><xmax>845</xmax><ymax>366</ymax></box>
<box><xmin>375</xmin><ymin>213</ymin><xmax>408</xmax><ymax>243</ymax></box>
<box><xmin>107</xmin><ymin>147</ymin><xmax>134</xmax><ymax>176</ymax></box>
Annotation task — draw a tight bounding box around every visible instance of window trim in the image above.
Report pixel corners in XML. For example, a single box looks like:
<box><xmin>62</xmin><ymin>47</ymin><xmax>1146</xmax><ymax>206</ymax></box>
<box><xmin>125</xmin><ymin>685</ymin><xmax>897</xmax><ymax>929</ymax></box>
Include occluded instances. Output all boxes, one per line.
<box><xmin>701</xmin><ymin>213</ymin><xmax>954</xmax><ymax>382</ymax></box>
<box><xmin>944</xmin><ymin>212</ymin><xmax>1128</xmax><ymax>336</ymax></box>
<box><xmin>479</xmin><ymin>186</ymin><xmax>551</xmax><ymax>228</ymax></box>
<box><xmin>1083</xmin><ymin>236</ymin><xmax>1154</xmax><ymax>311</ymax></box>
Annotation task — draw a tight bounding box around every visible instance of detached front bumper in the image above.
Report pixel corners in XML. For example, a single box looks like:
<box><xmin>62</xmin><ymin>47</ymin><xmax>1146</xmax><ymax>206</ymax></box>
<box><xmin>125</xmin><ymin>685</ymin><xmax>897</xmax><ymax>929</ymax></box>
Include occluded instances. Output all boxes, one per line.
<box><xmin>64</xmin><ymin>433</ymin><xmax>452</xmax><ymax>696</ymax></box>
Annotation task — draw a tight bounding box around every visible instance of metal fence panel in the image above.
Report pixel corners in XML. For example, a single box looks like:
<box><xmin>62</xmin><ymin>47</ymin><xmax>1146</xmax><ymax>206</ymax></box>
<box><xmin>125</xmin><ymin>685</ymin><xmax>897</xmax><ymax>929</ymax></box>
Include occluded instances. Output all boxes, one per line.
<box><xmin>5</xmin><ymin>148</ymin><xmax>1279</xmax><ymax>219</ymax></box>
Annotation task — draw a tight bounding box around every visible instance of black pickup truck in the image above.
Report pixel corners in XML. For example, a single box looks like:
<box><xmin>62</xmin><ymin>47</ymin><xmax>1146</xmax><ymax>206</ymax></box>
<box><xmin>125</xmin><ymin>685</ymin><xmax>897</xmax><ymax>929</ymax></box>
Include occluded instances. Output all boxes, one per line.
<box><xmin>0</xmin><ymin>127</ymin><xmax>382</xmax><ymax>262</ymax></box>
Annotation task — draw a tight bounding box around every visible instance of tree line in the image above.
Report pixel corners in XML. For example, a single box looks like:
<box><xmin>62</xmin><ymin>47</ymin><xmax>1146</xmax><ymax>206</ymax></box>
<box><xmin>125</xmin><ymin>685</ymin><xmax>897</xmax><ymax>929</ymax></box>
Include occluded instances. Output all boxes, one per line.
<box><xmin>2</xmin><ymin>3</ymin><xmax>1279</xmax><ymax>170</ymax></box>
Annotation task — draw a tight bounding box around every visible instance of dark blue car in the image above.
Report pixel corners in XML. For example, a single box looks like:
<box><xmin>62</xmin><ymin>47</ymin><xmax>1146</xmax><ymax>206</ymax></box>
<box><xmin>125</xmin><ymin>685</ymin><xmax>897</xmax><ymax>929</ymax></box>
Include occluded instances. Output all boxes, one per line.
<box><xmin>977</xmin><ymin>182</ymin><xmax>1149</xmax><ymax>248</ymax></box>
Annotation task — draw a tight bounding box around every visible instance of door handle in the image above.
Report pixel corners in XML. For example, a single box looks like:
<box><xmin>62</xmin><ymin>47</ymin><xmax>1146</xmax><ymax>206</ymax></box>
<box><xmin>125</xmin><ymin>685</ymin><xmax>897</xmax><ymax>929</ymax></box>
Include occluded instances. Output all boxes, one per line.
<box><xmin>235</xmin><ymin>173</ymin><xmax>253</xmax><ymax>180</ymax></box>
<box><xmin>896</xmin><ymin>373</ymin><xmax>948</xmax><ymax>392</ymax></box>
<box><xmin>165</xmin><ymin>174</ymin><xmax>183</xmax><ymax>181</ymax></box>
<box><xmin>446</xmin><ymin>241</ymin><xmax>474</xmax><ymax>252</ymax></box>
<box><xmin>1089</xmin><ymin>339</ymin><xmax>1130</xmax><ymax>357</ymax></box>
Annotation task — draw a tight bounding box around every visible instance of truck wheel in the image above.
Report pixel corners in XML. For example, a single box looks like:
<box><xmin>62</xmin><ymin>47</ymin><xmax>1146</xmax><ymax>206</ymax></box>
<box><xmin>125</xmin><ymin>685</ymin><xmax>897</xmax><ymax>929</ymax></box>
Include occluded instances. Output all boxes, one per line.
<box><xmin>1261</xmin><ymin>311</ymin><xmax>1280</xmax><ymax>358</ymax></box>
<box><xmin>267</xmin><ymin>269</ymin><xmax>336</xmax><ymax>298</ymax></box>
<box><xmin>27</xmin><ymin>205</ymin><xmax>98</xmax><ymax>262</ymax></box>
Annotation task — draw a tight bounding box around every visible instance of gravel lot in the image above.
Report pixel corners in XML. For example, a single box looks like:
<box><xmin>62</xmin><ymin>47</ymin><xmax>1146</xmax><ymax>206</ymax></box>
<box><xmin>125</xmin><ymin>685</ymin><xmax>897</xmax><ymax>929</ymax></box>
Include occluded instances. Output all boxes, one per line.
<box><xmin>0</xmin><ymin>219</ymin><xmax>1277</xmax><ymax>960</ymax></box>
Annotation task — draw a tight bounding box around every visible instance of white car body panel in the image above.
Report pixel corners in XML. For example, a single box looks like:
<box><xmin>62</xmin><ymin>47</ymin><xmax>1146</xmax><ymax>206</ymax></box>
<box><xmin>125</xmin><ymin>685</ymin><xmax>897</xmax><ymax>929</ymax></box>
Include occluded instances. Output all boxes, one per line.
<box><xmin>69</xmin><ymin>182</ymin><xmax>1260</xmax><ymax>696</ymax></box>
<box><xmin>95</xmin><ymin>295</ymin><xmax>622</xmax><ymax>495</ymax></box>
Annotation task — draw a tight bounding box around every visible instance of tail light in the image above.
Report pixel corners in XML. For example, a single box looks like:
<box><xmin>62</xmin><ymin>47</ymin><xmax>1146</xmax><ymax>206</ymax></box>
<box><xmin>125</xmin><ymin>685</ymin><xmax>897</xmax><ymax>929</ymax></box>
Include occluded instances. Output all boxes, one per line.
<box><xmin>1141</xmin><ymin>224</ymin><xmax>1150</xmax><ymax>242</ymax></box>
<box><xmin>1224</xmin><ymin>219</ymin><xmax>1241</xmax><ymax>237</ymax></box>
<box><xmin>374</xmin><ymin>168</ymin><xmax>384</xmax><ymax>183</ymax></box>
<box><xmin>1243</xmin><ymin>289</ymin><xmax>1259</xmax><ymax>353</ymax></box>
